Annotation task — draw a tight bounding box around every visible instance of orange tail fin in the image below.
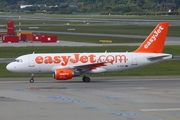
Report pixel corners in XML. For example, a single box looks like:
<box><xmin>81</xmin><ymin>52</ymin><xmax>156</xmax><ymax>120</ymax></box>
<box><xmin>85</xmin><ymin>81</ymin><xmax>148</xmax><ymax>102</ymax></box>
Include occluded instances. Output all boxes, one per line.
<box><xmin>134</xmin><ymin>22</ymin><xmax>169</xmax><ymax>53</ymax></box>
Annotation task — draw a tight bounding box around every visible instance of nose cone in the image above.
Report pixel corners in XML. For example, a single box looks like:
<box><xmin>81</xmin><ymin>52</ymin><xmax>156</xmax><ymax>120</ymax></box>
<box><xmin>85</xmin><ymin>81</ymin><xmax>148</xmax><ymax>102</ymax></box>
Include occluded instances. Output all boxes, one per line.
<box><xmin>6</xmin><ymin>62</ymin><xmax>18</xmax><ymax>72</ymax></box>
<box><xmin>6</xmin><ymin>63</ymin><xmax>15</xmax><ymax>72</ymax></box>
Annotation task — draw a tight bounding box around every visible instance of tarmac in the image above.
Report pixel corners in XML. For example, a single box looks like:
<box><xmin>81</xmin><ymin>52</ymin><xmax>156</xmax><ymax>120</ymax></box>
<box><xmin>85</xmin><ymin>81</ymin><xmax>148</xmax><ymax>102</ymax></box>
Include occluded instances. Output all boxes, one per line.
<box><xmin>0</xmin><ymin>16</ymin><xmax>180</xmax><ymax>120</ymax></box>
<box><xmin>0</xmin><ymin>76</ymin><xmax>180</xmax><ymax>120</ymax></box>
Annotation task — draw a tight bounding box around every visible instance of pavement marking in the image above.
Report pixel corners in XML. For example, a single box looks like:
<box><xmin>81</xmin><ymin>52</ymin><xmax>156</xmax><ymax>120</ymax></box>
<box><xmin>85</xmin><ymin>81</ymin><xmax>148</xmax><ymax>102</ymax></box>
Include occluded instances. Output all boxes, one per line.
<box><xmin>141</xmin><ymin>108</ymin><xmax>180</xmax><ymax>112</ymax></box>
<box><xmin>112</xmin><ymin>112</ymin><xmax>140</xmax><ymax>117</ymax></box>
<box><xmin>85</xmin><ymin>106</ymin><xmax>109</xmax><ymax>110</ymax></box>
<box><xmin>102</xmin><ymin>97</ymin><xmax>123</xmax><ymax>100</ymax></box>
<box><xmin>48</xmin><ymin>96</ymin><xmax>86</xmax><ymax>103</ymax></box>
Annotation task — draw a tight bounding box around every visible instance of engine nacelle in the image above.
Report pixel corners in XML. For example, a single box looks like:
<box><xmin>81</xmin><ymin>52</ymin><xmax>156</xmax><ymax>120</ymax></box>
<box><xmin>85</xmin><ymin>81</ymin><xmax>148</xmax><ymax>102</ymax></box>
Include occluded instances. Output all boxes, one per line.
<box><xmin>54</xmin><ymin>69</ymin><xmax>73</xmax><ymax>80</ymax></box>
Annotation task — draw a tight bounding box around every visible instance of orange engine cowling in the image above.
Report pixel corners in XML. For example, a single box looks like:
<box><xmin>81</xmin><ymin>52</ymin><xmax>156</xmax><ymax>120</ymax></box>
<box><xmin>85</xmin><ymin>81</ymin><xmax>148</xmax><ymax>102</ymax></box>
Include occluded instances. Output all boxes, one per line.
<box><xmin>54</xmin><ymin>69</ymin><xmax>73</xmax><ymax>80</ymax></box>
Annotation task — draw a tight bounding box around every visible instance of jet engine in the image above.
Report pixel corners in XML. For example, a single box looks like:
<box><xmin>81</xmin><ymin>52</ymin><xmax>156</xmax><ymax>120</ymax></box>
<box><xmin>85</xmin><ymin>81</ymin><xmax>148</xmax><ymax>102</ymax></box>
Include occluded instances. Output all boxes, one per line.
<box><xmin>54</xmin><ymin>69</ymin><xmax>80</xmax><ymax>80</ymax></box>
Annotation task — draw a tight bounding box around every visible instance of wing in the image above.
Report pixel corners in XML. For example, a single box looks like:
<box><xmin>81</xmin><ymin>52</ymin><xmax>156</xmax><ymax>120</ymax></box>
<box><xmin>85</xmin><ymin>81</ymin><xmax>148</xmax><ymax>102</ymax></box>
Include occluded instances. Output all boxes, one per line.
<box><xmin>51</xmin><ymin>62</ymin><xmax>107</xmax><ymax>74</ymax></box>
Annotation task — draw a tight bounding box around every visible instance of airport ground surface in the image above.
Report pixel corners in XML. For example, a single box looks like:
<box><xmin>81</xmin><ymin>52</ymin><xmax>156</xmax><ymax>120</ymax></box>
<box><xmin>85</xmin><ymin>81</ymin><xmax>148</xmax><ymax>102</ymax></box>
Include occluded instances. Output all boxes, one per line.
<box><xmin>0</xmin><ymin>15</ymin><xmax>180</xmax><ymax>120</ymax></box>
<box><xmin>0</xmin><ymin>76</ymin><xmax>180</xmax><ymax>120</ymax></box>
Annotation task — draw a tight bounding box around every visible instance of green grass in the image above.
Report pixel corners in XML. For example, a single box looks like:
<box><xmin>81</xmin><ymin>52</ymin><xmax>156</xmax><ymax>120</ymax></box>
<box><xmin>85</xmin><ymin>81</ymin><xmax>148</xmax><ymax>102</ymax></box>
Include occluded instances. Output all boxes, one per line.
<box><xmin>55</xmin><ymin>34</ymin><xmax>144</xmax><ymax>43</ymax></box>
<box><xmin>19</xmin><ymin>24</ymin><xmax>180</xmax><ymax>37</ymax></box>
<box><xmin>1</xmin><ymin>45</ymin><xmax>180</xmax><ymax>58</ymax></box>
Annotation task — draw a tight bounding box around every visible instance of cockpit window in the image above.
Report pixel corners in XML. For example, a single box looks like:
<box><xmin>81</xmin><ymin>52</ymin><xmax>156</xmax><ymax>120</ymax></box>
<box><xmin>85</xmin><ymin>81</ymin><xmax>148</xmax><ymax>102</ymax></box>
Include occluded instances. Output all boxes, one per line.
<box><xmin>14</xmin><ymin>59</ymin><xmax>23</xmax><ymax>62</ymax></box>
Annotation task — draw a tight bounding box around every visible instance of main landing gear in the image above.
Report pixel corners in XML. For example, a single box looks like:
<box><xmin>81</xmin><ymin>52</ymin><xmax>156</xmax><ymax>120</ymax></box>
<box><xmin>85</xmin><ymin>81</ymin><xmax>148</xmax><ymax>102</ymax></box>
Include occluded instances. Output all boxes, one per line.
<box><xmin>82</xmin><ymin>76</ymin><xmax>91</xmax><ymax>82</ymax></box>
<box><xmin>30</xmin><ymin>74</ymin><xmax>34</xmax><ymax>83</ymax></box>
<box><xmin>29</xmin><ymin>74</ymin><xmax>90</xmax><ymax>83</ymax></box>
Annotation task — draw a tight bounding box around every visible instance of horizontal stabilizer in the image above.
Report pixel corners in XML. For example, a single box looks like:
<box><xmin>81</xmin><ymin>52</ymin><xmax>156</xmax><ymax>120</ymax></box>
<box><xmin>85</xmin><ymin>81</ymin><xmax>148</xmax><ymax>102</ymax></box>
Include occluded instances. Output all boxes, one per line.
<box><xmin>148</xmin><ymin>54</ymin><xmax>172</xmax><ymax>61</ymax></box>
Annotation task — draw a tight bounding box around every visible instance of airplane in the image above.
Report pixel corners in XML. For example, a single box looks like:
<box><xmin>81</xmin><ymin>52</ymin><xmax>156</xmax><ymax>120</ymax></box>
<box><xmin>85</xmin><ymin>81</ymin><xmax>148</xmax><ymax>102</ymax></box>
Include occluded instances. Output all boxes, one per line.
<box><xmin>6</xmin><ymin>22</ymin><xmax>172</xmax><ymax>83</ymax></box>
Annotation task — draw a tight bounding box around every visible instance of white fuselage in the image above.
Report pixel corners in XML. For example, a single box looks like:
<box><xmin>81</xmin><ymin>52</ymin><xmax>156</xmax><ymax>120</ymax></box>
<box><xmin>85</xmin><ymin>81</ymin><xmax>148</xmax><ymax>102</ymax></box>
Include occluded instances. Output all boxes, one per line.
<box><xmin>6</xmin><ymin>52</ymin><xmax>172</xmax><ymax>74</ymax></box>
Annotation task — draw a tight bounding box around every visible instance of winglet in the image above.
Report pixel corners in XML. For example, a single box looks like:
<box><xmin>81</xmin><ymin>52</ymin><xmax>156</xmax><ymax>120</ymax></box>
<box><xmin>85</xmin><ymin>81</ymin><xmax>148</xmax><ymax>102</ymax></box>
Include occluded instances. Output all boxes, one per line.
<box><xmin>134</xmin><ymin>22</ymin><xmax>169</xmax><ymax>53</ymax></box>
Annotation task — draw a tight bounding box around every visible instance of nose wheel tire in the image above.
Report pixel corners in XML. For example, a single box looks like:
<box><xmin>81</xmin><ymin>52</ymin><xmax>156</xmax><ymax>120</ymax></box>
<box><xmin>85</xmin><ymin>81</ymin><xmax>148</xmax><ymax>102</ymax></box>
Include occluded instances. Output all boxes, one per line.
<box><xmin>30</xmin><ymin>79</ymin><xmax>34</xmax><ymax>83</ymax></box>
<box><xmin>82</xmin><ymin>76</ymin><xmax>90</xmax><ymax>82</ymax></box>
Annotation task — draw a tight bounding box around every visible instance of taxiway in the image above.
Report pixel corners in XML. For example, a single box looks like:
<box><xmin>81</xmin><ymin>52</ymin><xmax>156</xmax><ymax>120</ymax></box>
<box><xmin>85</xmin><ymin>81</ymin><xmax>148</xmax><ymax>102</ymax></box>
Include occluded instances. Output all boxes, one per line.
<box><xmin>0</xmin><ymin>76</ymin><xmax>180</xmax><ymax>120</ymax></box>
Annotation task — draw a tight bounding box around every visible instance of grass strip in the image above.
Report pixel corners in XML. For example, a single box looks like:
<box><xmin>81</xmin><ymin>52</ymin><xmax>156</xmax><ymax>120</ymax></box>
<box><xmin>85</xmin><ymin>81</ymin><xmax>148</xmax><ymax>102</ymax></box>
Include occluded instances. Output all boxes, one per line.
<box><xmin>55</xmin><ymin>34</ymin><xmax>144</xmax><ymax>43</ymax></box>
<box><xmin>1</xmin><ymin>19</ymin><xmax>180</xmax><ymax>37</ymax></box>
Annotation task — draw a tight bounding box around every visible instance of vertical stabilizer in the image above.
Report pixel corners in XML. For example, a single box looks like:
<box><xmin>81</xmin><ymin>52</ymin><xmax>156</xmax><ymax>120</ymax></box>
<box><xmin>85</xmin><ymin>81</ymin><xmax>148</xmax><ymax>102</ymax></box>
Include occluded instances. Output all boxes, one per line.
<box><xmin>134</xmin><ymin>22</ymin><xmax>169</xmax><ymax>53</ymax></box>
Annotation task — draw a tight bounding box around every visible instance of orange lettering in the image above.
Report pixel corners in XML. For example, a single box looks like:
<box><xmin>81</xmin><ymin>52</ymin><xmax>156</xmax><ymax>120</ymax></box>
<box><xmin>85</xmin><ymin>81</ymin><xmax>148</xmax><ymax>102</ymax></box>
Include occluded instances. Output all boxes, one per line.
<box><xmin>89</xmin><ymin>54</ymin><xmax>96</xmax><ymax>63</ymax></box>
<box><xmin>34</xmin><ymin>54</ymin><xmax>127</xmax><ymax>66</ymax></box>
<box><xmin>80</xmin><ymin>55</ymin><xmax>88</xmax><ymax>63</ymax></box>
<box><xmin>61</xmin><ymin>56</ymin><xmax>71</xmax><ymax>66</ymax></box>
<box><xmin>54</xmin><ymin>56</ymin><xmax>61</xmax><ymax>64</ymax></box>
<box><xmin>35</xmin><ymin>56</ymin><xmax>43</xmax><ymax>64</ymax></box>
<box><xmin>106</xmin><ymin>55</ymin><xmax>115</xmax><ymax>64</ymax></box>
<box><xmin>44</xmin><ymin>56</ymin><xmax>53</xmax><ymax>64</ymax></box>
<box><xmin>115</xmin><ymin>55</ymin><xmax>126</xmax><ymax>63</ymax></box>
<box><xmin>98</xmin><ymin>55</ymin><xmax>105</xmax><ymax>63</ymax></box>
<box><xmin>70</xmin><ymin>54</ymin><xmax>79</xmax><ymax>64</ymax></box>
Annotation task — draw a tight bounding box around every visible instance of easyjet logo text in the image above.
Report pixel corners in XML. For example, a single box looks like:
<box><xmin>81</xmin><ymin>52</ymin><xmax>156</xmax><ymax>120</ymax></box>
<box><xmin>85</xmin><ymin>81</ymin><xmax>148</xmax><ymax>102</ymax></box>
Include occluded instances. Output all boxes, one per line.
<box><xmin>35</xmin><ymin>54</ymin><xmax>127</xmax><ymax>66</ymax></box>
<box><xmin>144</xmin><ymin>25</ymin><xmax>164</xmax><ymax>49</ymax></box>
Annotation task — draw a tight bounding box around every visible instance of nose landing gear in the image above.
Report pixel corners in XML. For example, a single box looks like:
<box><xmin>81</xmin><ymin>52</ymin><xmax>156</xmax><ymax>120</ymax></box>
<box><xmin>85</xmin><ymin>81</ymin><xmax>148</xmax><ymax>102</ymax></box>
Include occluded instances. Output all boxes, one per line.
<box><xmin>30</xmin><ymin>74</ymin><xmax>34</xmax><ymax>83</ymax></box>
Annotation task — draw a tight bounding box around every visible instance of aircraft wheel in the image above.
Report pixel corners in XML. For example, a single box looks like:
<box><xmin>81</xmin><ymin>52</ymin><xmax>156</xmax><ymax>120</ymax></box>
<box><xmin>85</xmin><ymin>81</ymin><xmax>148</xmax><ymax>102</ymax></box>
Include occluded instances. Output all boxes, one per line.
<box><xmin>30</xmin><ymin>73</ymin><xmax>34</xmax><ymax>83</ymax></box>
<box><xmin>82</xmin><ymin>76</ymin><xmax>90</xmax><ymax>82</ymax></box>
<box><xmin>30</xmin><ymin>79</ymin><xmax>34</xmax><ymax>83</ymax></box>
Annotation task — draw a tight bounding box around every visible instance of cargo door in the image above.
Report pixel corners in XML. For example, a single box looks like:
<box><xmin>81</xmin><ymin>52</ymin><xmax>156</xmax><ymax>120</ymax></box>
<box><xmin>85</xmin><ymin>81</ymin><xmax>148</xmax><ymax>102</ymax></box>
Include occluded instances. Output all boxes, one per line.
<box><xmin>132</xmin><ymin>54</ymin><xmax>137</xmax><ymax>65</ymax></box>
<box><xmin>29</xmin><ymin>55</ymin><xmax>35</xmax><ymax>67</ymax></box>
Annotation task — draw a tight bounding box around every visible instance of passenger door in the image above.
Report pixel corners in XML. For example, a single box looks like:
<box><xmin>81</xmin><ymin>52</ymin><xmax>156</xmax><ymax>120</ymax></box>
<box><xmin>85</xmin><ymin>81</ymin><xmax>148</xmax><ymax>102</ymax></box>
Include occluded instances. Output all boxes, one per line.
<box><xmin>132</xmin><ymin>54</ymin><xmax>137</xmax><ymax>65</ymax></box>
<box><xmin>29</xmin><ymin>55</ymin><xmax>35</xmax><ymax>67</ymax></box>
